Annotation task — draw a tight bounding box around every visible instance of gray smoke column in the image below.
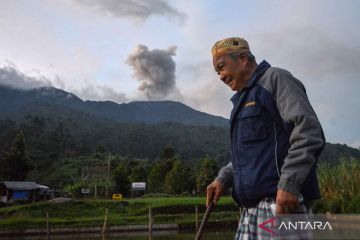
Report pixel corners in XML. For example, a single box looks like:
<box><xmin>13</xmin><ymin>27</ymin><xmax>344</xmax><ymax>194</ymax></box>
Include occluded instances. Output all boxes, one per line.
<box><xmin>74</xmin><ymin>0</ymin><xmax>186</xmax><ymax>23</ymax></box>
<box><xmin>126</xmin><ymin>44</ymin><xmax>177</xmax><ymax>100</ymax></box>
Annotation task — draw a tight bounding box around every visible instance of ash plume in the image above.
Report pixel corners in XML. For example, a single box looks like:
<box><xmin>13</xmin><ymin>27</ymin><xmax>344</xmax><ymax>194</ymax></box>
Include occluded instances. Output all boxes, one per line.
<box><xmin>126</xmin><ymin>44</ymin><xmax>178</xmax><ymax>100</ymax></box>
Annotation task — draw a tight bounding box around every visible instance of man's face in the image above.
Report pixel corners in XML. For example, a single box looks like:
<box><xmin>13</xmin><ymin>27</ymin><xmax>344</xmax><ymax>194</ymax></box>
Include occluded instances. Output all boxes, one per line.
<box><xmin>213</xmin><ymin>54</ymin><xmax>248</xmax><ymax>91</ymax></box>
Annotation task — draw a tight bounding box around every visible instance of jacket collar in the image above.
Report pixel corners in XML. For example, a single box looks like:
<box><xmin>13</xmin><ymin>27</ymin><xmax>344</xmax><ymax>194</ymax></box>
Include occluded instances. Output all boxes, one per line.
<box><xmin>230</xmin><ymin>60</ymin><xmax>271</xmax><ymax>106</ymax></box>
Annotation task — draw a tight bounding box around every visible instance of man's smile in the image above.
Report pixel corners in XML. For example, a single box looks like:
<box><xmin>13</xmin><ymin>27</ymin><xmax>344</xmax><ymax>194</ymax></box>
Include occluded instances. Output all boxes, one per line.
<box><xmin>223</xmin><ymin>77</ymin><xmax>233</xmax><ymax>85</ymax></box>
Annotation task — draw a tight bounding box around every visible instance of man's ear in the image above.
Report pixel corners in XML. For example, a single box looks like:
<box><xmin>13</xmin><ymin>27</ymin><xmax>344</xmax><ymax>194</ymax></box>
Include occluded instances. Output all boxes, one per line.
<box><xmin>239</xmin><ymin>53</ymin><xmax>248</xmax><ymax>66</ymax></box>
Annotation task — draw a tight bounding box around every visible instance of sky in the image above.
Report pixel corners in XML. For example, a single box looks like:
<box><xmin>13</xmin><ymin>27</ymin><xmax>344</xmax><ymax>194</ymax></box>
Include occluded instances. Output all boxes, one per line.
<box><xmin>0</xmin><ymin>0</ymin><xmax>359</xmax><ymax>147</ymax></box>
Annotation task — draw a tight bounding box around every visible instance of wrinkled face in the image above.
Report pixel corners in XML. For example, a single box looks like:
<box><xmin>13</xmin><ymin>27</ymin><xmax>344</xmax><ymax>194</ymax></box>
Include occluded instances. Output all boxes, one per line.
<box><xmin>213</xmin><ymin>54</ymin><xmax>247</xmax><ymax>91</ymax></box>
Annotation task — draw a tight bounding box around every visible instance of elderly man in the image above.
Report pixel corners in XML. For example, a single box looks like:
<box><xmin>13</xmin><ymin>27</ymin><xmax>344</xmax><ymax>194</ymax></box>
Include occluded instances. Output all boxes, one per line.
<box><xmin>206</xmin><ymin>37</ymin><xmax>325</xmax><ymax>239</ymax></box>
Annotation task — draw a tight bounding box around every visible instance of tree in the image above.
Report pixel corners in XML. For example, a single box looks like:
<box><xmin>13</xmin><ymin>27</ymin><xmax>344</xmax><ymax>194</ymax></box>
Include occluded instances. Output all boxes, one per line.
<box><xmin>1</xmin><ymin>131</ymin><xmax>30</xmax><ymax>180</ymax></box>
<box><xmin>129</xmin><ymin>165</ymin><xmax>148</xmax><ymax>183</ymax></box>
<box><xmin>161</xmin><ymin>145</ymin><xmax>175</xmax><ymax>160</ymax></box>
<box><xmin>95</xmin><ymin>144</ymin><xmax>106</xmax><ymax>157</ymax></box>
<box><xmin>196</xmin><ymin>157</ymin><xmax>219</xmax><ymax>194</ymax></box>
<box><xmin>164</xmin><ymin>159</ymin><xmax>193</xmax><ymax>194</ymax></box>
<box><xmin>147</xmin><ymin>159</ymin><xmax>173</xmax><ymax>193</ymax></box>
<box><xmin>112</xmin><ymin>163</ymin><xmax>130</xmax><ymax>196</ymax></box>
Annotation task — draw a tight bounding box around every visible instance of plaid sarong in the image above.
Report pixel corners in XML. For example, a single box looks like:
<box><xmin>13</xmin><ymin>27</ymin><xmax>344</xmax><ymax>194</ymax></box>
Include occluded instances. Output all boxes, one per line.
<box><xmin>234</xmin><ymin>197</ymin><xmax>310</xmax><ymax>240</ymax></box>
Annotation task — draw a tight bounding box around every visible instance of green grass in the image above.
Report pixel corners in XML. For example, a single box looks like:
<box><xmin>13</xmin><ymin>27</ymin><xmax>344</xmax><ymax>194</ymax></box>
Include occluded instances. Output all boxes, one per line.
<box><xmin>313</xmin><ymin>158</ymin><xmax>360</xmax><ymax>213</ymax></box>
<box><xmin>0</xmin><ymin>196</ymin><xmax>238</xmax><ymax>229</ymax></box>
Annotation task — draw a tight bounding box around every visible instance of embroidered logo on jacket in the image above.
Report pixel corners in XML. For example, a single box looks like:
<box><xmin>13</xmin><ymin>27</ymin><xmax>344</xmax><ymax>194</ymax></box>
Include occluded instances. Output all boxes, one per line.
<box><xmin>244</xmin><ymin>101</ymin><xmax>256</xmax><ymax>107</ymax></box>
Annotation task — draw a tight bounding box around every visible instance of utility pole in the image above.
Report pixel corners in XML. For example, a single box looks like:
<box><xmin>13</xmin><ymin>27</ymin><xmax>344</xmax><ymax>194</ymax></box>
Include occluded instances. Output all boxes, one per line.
<box><xmin>94</xmin><ymin>183</ymin><xmax>97</xmax><ymax>199</ymax></box>
<box><xmin>105</xmin><ymin>152</ymin><xmax>111</xmax><ymax>199</ymax></box>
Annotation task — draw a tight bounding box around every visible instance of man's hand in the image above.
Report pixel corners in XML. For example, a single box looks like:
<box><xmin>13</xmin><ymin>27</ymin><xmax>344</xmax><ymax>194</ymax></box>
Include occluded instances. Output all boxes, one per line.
<box><xmin>206</xmin><ymin>180</ymin><xmax>224</xmax><ymax>207</ymax></box>
<box><xmin>276</xmin><ymin>189</ymin><xmax>299</xmax><ymax>214</ymax></box>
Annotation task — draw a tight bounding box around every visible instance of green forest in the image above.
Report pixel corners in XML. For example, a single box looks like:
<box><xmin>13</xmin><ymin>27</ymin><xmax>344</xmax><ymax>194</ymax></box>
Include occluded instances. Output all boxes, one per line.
<box><xmin>1</xmin><ymin>114</ymin><xmax>360</xmax><ymax>201</ymax></box>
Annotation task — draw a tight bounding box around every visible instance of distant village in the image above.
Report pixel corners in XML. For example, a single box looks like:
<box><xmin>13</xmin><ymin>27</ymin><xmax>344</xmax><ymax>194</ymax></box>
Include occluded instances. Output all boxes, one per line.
<box><xmin>0</xmin><ymin>180</ymin><xmax>146</xmax><ymax>204</ymax></box>
<box><xmin>0</xmin><ymin>181</ymin><xmax>66</xmax><ymax>204</ymax></box>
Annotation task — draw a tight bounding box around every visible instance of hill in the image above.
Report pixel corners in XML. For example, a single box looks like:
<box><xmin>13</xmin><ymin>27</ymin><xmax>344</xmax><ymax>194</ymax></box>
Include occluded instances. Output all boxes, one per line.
<box><xmin>0</xmin><ymin>85</ymin><xmax>228</xmax><ymax>127</ymax></box>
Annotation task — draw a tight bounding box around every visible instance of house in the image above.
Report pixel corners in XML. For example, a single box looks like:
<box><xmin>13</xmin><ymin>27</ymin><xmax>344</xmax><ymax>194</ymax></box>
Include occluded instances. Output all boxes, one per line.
<box><xmin>0</xmin><ymin>181</ymin><xmax>54</xmax><ymax>203</ymax></box>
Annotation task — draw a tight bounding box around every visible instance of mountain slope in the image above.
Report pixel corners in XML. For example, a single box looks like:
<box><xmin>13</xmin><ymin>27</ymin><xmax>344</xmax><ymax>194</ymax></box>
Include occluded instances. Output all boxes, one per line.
<box><xmin>0</xmin><ymin>85</ymin><xmax>228</xmax><ymax>127</ymax></box>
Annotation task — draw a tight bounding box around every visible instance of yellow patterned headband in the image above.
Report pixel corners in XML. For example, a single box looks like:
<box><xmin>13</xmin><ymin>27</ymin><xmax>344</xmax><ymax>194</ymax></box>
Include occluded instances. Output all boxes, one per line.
<box><xmin>211</xmin><ymin>37</ymin><xmax>250</xmax><ymax>58</ymax></box>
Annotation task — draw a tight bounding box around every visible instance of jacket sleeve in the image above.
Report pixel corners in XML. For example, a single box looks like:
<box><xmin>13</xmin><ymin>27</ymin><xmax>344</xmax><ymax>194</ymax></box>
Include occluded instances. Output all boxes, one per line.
<box><xmin>215</xmin><ymin>162</ymin><xmax>234</xmax><ymax>189</ymax></box>
<box><xmin>271</xmin><ymin>69</ymin><xmax>325</xmax><ymax>196</ymax></box>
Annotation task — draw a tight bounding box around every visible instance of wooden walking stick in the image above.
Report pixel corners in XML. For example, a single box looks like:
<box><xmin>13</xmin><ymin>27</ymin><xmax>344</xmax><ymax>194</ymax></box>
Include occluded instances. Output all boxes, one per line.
<box><xmin>195</xmin><ymin>201</ymin><xmax>214</xmax><ymax>240</ymax></box>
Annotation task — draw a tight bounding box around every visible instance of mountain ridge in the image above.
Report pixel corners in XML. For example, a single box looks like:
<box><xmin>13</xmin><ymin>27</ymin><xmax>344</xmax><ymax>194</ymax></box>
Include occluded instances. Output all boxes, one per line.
<box><xmin>0</xmin><ymin>84</ymin><xmax>228</xmax><ymax>127</ymax></box>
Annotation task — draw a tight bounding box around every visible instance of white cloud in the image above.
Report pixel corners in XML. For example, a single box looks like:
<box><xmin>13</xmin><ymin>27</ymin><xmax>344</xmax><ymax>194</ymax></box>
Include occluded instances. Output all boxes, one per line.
<box><xmin>253</xmin><ymin>27</ymin><xmax>360</xmax><ymax>78</ymax></box>
<box><xmin>75</xmin><ymin>84</ymin><xmax>127</xmax><ymax>103</ymax></box>
<box><xmin>0</xmin><ymin>62</ymin><xmax>51</xmax><ymax>90</ymax></box>
<box><xmin>179</xmin><ymin>62</ymin><xmax>233</xmax><ymax>118</ymax></box>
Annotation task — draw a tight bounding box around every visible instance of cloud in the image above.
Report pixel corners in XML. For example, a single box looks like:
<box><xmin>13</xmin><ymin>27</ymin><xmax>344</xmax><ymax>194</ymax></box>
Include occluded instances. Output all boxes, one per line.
<box><xmin>179</xmin><ymin>62</ymin><xmax>233</xmax><ymax>118</ymax></box>
<box><xmin>254</xmin><ymin>26</ymin><xmax>360</xmax><ymax>78</ymax></box>
<box><xmin>126</xmin><ymin>44</ymin><xmax>179</xmax><ymax>100</ymax></box>
<box><xmin>0</xmin><ymin>61</ymin><xmax>128</xmax><ymax>103</ymax></box>
<box><xmin>349</xmin><ymin>139</ymin><xmax>360</xmax><ymax>149</ymax></box>
<box><xmin>75</xmin><ymin>84</ymin><xmax>127</xmax><ymax>103</ymax></box>
<box><xmin>73</xmin><ymin>0</ymin><xmax>186</xmax><ymax>23</ymax></box>
<box><xmin>0</xmin><ymin>62</ymin><xmax>52</xmax><ymax>90</ymax></box>
<box><xmin>249</xmin><ymin>26</ymin><xmax>360</xmax><ymax>147</ymax></box>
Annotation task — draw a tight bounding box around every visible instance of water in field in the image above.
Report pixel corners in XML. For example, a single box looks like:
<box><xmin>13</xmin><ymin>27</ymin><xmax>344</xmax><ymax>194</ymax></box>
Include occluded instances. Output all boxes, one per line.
<box><xmin>4</xmin><ymin>222</ymin><xmax>360</xmax><ymax>240</ymax></box>
<box><xmin>5</xmin><ymin>227</ymin><xmax>360</xmax><ymax>240</ymax></box>
<box><xmin>105</xmin><ymin>230</ymin><xmax>235</xmax><ymax>240</ymax></box>
<box><xmin>1</xmin><ymin>229</ymin><xmax>236</xmax><ymax>240</ymax></box>
<box><xmin>4</xmin><ymin>227</ymin><xmax>360</xmax><ymax>240</ymax></box>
